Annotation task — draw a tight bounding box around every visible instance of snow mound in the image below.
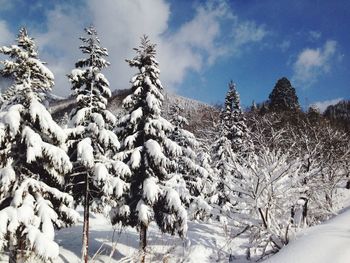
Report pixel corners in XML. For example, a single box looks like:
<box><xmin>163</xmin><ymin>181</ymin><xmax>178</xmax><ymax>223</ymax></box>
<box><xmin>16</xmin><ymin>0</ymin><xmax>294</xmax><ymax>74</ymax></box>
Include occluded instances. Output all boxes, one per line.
<box><xmin>265</xmin><ymin>208</ymin><xmax>350</xmax><ymax>263</ymax></box>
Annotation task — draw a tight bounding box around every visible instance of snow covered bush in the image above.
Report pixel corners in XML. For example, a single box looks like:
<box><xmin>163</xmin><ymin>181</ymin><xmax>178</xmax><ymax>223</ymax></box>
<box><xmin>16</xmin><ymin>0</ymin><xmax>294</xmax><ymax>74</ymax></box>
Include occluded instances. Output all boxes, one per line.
<box><xmin>232</xmin><ymin>148</ymin><xmax>302</xmax><ymax>260</ymax></box>
<box><xmin>113</xmin><ymin>36</ymin><xmax>188</xmax><ymax>255</ymax></box>
<box><xmin>0</xmin><ymin>28</ymin><xmax>78</xmax><ymax>262</ymax></box>
<box><xmin>65</xmin><ymin>26</ymin><xmax>130</xmax><ymax>263</ymax></box>
<box><xmin>291</xmin><ymin>119</ymin><xmax>350</xmax><ymax>226</ymax></box>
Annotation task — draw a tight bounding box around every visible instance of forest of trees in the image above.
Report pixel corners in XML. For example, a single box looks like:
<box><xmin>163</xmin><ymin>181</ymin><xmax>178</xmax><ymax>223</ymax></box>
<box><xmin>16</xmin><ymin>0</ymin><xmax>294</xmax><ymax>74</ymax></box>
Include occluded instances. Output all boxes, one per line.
<box><xmin>0</xmin><ymin>27</ymin><xmax>349</xmax><ymax>263</ymax></box>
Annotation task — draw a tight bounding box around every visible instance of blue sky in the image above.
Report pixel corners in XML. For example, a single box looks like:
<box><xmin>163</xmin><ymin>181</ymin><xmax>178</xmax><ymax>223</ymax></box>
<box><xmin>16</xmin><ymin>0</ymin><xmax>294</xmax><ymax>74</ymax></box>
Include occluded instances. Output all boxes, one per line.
<box><xmin>0</xmin><ymin>0</ymin><xmax>349</xmax><ymax>111</ymax></box>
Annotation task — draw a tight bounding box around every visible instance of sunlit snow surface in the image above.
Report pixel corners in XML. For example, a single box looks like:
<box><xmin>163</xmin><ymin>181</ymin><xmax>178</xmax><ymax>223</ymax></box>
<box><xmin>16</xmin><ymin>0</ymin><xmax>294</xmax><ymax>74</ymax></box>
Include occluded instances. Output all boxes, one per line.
<box><xmin>57</xmin><ymin>191</ymin><xmax>350</xmax><ymax>263</ymax></box>
<box><xmin>264</xmin><ymin>190</ymin><xmax>350</xmax><ymax>263</ymax></box>
<box><xmin>1</xmin><ymin>196</ymin><xmax>350</xmax><ymax>262</ymax></box>
<box><xmin>55</xmin><ymin>212</ymin><xmax>247</xmax><ymax>263</ymax></box>
<box><xmin>1</xmin><ymin>204</ymin><xmax>350</xmax><ymax>262</ymax></box>
<box><xmin>265</xmin><ymin>207</ymin><xmax>350</xmax><ymax>263</ymax></box>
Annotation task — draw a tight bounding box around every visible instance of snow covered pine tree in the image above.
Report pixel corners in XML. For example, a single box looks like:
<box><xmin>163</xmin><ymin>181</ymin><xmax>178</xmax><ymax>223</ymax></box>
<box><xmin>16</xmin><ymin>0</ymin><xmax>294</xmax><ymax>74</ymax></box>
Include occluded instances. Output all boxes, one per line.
<box><xmin>168</xmin><ymin>105</ymin><xmax>212</xmax><ymax>220</ymax></box>
<box><xmin>211</xmin><ymin>123</ymin><xmax>236</xmax><ymax>220</ymax></box>
<box><xmin>65</xmin><ymin>26</ymin><xmax>130</xmax><ymax>263</ymax></box>
<box><xmin>113</xmin><ymin>36</ymin><xmax>187</xmax><ymax>259</ymax></box>
<box><xmin>0</xmin><ymin>28</ymin><xmax>78</xmax><ymax>262</ymax></box>
<box><xmin>211</xmin><ymin>81</ymin><xmax>241</xmax><ymax>220</ymax></box>
<box><xmin>226</xmin><ymin>81</ymin><xmax>252</xmax><ymax>156</ymax></box>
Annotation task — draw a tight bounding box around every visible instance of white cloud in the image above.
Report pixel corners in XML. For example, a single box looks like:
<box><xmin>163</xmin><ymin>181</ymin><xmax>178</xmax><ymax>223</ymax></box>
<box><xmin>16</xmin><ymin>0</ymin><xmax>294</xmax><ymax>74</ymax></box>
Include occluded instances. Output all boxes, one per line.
<box><xmin>308</xmin><ymin>30</ymin><xmax>322</xmax><ymax>41</ymax></box>
<box><xmin>279</xmin><ymin>40</ymin><xmax>291</xmax><ymax>52</ymax></box>
<box><xmin>0</xmin><ymin>20</ymin><xmax>13</xmax><ymax>46</ymax></box>
<box><xmin>292</xmin><ymin>40</ymin><xmax>337</xmax><ymax>87</ymax></box>
<box><xmin>35</xmin><ymin>6</ymin><xmax>92</xmax><ymax>96</ymax></box>
<box><xmin>232</xmin><ymin>21</ymin><xmax>266</xmax><ymax>47</ymax></box>
<box><xmin>22</xmin><ymin>0</ymin><xmax>267</xmax><ymax>97</ymax></box>
<box><xmin>311</xmin><ymin>97</ymin><xmax>343</xmax><ymax>113</ymax></box>
<box><xmin>0</xmin><ymin>20</ymin><xmax>14</xmax><ymax>92</ymax></box>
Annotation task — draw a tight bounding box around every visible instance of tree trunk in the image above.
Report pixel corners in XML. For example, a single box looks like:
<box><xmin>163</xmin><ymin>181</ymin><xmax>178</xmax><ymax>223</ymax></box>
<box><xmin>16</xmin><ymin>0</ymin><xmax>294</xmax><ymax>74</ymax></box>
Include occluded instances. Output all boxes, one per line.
<box><xmin>246</xmin><ymin>247</ymin><xmax>251</xmax><ymax>260</ymax></box>
<box><xmin>8</xmin><ymin>250</ymin><xmax>17</xmax><ymax>263</ymax></box>
<box><xmin>82</xmin><ymin>174</ymin><xmax>90</xmax><ymax>263</ymax></box>
<box><xmin>346</xmin><ymin>180</ymin><xmax>350</xmax><ymax>189</ymax></box>
<box><xmin>8</xmin><ymin>241</ymin><xmax>17</xmax><ymax>263</ymax></box>
<box><xmin>302</xmin><ymin>198</ymin><xmax>308</xmax><ymax>227</ymax></box>
<box><xmin>258</xmin><ymin>208</ymin><xmax>268</xmax><ymax>229</ymax></box>
<box><xmin>140</xmin><ymin>224</ymin><xmax>147</xmax><ymax>263</ymax></box>
<box><xmin>290</xmin><ymin>205</ymin><xmax>295</xmax><ymax>224</ymax></box>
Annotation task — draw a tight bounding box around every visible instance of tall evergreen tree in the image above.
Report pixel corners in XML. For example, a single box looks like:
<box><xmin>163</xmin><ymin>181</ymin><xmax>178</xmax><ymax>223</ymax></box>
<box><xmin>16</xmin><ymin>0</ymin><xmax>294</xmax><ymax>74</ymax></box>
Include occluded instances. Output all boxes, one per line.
<box><xmin>168</xmin><ymin>105</ymin><xmax>212</xmax><ymax>220</ymax></box>
<box><xmin>211</xmin><ymin>132</ymin><xmax>236</xmax><ymax>219</ymax></box>
<box><xmin>268</xmin><ymin>77</ymin><xmax>300</xmax><ymax>112</ymax></box>
<box><xmin>211</xmin><ymin>82</ymin><xmax>236</xmax><ymax>218</ymax></box>
<box><xmin>219</xmin><ymin>81</ymin><xmax>251</xmax><ymax>153</ymax></box>
<box><xmin>211</xmin><ymin>81</ymin><xmax>252</xmax><ymax>220</ymax></box>
<box><xmin>66</xmin><ymin>26</ymin><xmax>130</xmax><ymax>263</ymax></box>
<box><xmin>113</xmin><ymin>36</ymin><xmax>187</xmax><ymax>256</ymax></box>
<box><xmin>227</xmin><ymin>81</ymin><xmax>252</xmax><ymax>155</ymax></box>
<box><xmin>0</xmin><ymin>28</ymin><xmax>78</xmax><ymax>262</ymax></box>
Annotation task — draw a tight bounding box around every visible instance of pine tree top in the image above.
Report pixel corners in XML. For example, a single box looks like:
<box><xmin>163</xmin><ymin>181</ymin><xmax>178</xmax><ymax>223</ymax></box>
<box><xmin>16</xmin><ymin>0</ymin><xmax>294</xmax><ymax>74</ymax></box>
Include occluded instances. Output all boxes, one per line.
<box><xmin>16</xmin><ymin>27</ymin><xmax>38</xmax><ymax>57</ymax></box>
<box><xmin>76</xmin><ymin>25</ymin><xmax>110</xmax><ymax>69</ymax></box>
<box><xmin>126</xmin><ymin>35</ymin><xmax>160</xmax><ymax>77</ymax></box>
<box><xmin>68</xmin><ymin>26</ymin><xmax>111</xmax><ymax>114</ymax></box>
<box><xmin>268</xmin><ymin>77</ymin><xmax>300</xmax><ymax>112</ymax></box>
<box><xmin>0</xmin><ymin>27</ymin><xmax>54</xmax><ymax>105</ymax></box>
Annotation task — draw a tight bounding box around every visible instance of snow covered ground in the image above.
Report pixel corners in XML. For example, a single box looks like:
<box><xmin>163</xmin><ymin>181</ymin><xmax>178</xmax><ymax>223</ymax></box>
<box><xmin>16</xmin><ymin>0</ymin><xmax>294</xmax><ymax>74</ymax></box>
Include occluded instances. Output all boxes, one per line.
<box><xmin>265</xmin><ymin>207</ymin><xmax>350</xmax><ymax>263</ymax></box>
<box><xmin>54</xmin><ymin>213</ymin><xmax>247</xmax><ymax>263</ymax></box>
<box><xmin>54</xmin><ymin>190</ymin><xmax>350</xmax><ymax>263</ymax></box>
<box><xmin>2</xmin><ymin>201</ymin><xmax>350</xmax><ymax>262</ymax></box>
<box><xmin>264</xmin><ymin>190</ymin><xmax>350</xmax><ymax>263</ymax></box>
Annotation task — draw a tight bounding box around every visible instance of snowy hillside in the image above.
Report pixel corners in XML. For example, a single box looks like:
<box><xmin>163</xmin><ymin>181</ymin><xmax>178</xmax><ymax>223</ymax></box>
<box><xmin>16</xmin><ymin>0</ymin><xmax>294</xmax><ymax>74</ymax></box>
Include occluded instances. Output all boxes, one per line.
<box><xmin>50</xmin><ymin>89</ymin><xmax>218</xmax><ymax>135</ymax></box>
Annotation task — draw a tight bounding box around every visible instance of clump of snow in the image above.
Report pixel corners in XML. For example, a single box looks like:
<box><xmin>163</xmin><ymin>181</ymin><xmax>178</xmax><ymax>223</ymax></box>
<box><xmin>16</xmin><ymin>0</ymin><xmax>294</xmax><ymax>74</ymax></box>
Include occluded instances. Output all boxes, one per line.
<box><xmin>129</xmin><ymin>148</ymin><xmax>141</xmax><ymax>169</ymax></box>
<box><xmin>94</xmin><ymin>163</ymin><xmax>109</xmax><ymax>183</ymax></box>
<box><xmin>145</xmin><ymin>139</ymin><xmax>167</xmax><ymax>167</ymax></box>
<box><xmin>28</xmin><ymin>57</ymin><xmax>55</xmax><ymax>80</ymax></box>
<box><xmin>137</xmin><ymin>200</ymin><xmax>153</xmax><ymax>226</ymax></box>
<box><xmin>2</xmin><ymin>104</ymin><xmax>23</xmax><ymax>136</ymax></box>
<box><xmin>143</xmin><ymin>177</ymin><xmax>160</xmax><ymax>205</ymax></box>
<box><xmin>77</xmin><ymin>138</ymin><xmax>94</xmax><ymax>168</ymax></box>
<box><xmin>130</xmin><ymin>107</ymin><xmax>143</xmax><ymax>124</ymax></box>
<box><xmin>29</xmin><ymin>100</ymin><xmax>67</xmax><ymax>143</ymax></box>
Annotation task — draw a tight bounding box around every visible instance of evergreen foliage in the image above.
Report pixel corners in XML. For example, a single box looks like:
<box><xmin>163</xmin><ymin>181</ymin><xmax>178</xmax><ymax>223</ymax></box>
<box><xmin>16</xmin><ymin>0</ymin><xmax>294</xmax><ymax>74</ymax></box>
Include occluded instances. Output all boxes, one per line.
<box><xmin>113</xmin><ymin>36</ymin><xmax>188</xmax><ymax>251</ymax></box>
<box><xmin>0</xmin><ymin>28</ymin><xmax>78</xmax><ymax>262</ymax></box>
<box><xmin>268</xmin><ymin>77</ymin><xmax>300</xmax><ymax>112</ymax></box>
<box><xmin>168</xmin><ymin>105</ymin><xmax>212</xmax><ymax>220</ymax></box>
<box><xmin>211</xmin><ymin>133</ymin><xmax>235</xmax><ymax>218</ymax></box>
<box><xmin>211</xmin><ymin>81</ymin><xmax>253</xmax><ymax>219</ymax></box>
<box><xmin>65</xmin><ymin>26</ymin><xmax>130</xmax><ymax>262</ymax></box>
<box><xmin>220</xmin><ymin>81</ymin><xmax>252</xmax><ymax>154</ymax></box>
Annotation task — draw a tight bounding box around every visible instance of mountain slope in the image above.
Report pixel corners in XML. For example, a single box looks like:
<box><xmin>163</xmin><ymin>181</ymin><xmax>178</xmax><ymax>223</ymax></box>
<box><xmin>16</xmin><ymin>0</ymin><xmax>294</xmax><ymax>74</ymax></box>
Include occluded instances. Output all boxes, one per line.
<box><xmin>50</xmin><ymin>89</ymin><xmax>219</xmax><ymax>137</ymax></box>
